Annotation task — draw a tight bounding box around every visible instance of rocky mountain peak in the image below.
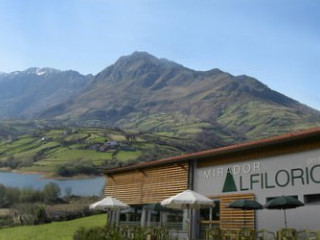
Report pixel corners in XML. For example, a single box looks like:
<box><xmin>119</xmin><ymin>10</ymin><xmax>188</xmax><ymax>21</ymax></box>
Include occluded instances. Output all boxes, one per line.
<box><xmin>23</xmin><ymin>67</ymin><xmax>61</xmax><ymax>76</ymax></box>
<box><xmin>113</xmin><ymin>51</ymin><xmax>182</xmax><ymax>70</ymax></box>
<box><xmin>95</xmin><ymin>51</ymin><xmax>185</xmax><ymax>82</ymax></box>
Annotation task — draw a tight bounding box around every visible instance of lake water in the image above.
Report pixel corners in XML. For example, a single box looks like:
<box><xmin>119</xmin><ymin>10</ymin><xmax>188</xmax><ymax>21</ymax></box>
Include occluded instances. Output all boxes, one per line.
<box><xmin>0</xmin><ymin>172</ymin><xmax>106</xmax><ymax>196</ymax></box>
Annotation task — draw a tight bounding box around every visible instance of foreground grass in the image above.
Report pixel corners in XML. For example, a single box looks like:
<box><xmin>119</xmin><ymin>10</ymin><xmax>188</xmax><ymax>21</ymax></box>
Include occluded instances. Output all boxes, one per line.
<box><xmin>0</xmin><ymin>214</ymin><xmax>106</xmax><ymax>240</ymax></box>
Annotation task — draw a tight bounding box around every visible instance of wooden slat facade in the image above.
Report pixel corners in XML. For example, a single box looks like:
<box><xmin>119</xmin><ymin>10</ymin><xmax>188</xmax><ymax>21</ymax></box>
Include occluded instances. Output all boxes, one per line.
<box><xmin>105</xmin><ymin>163</ymin><xmax>189</xmax><ymax>204</ymax></box>
<box><xmin>199</xmin><ymin>193</ymin><xmax>256</xmax><ymax>231</ymax></box>
<box><xmin>219</xmin><ymin>193</ymin><xmax>255</xmax><ymax>230</ymax></box>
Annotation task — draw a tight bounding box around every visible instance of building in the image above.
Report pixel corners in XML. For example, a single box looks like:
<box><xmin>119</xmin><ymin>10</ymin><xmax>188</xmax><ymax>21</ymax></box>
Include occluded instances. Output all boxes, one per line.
<box><xmin>104</xmin><ymin>127</ymin><xmax>320</xmax><ymax>238</ymax></box>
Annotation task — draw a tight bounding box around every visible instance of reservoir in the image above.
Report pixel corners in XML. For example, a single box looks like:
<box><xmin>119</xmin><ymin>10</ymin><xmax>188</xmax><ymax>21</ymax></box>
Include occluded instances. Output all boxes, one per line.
<box><xmin>0</xmin><ymin>172</ymin><xmax>106</xmax><ymax>196</ymax></box>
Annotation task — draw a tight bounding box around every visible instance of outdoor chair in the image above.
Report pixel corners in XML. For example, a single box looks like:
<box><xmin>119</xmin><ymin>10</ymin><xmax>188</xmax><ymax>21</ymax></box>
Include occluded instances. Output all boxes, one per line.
<box><xmin>135</xmin><ymin>226</ymin><xmax>169</xmax><ymax>240</ymax></box>
<box><xmin>144</xmin><ymin>227</ymin><xmax>161</xmax><ymax>240</ymax></box>
<box><xmin>277</xmin><ymin>228</ymin><xmax>297</xmax><ymax>240</ymax></box>
<box><xmin>155</xmin><ymin>227</ymin><xmax>169</xmax><ymax>240</ymax></box>
<box><xmin>134</xmin><ymin>226</ymin><xmax>152</xmax><ymax>240</ymax></box>
<box><xmin>153</xmin><ymin>227</ymin><xmax>169</xmax><ymax>240</ymax></box>
<box><xmin>119</xmin><ymin>225</ymin><xmax>142</xmax><ymax>239</ymax></box>
<box><xmin>205</xmin><ymin>227</ymin><xmax>222</xmax><ymax>240</ymax></box>
<box><xmin>145</xmin><ymin>227</ymin><xmax>157</xmax><ymax>240</ymax></box>
<box><xmin>222</xmin><ymin>229</ymin><xmax>237</xmax><ymax>240</ymax></box>
<box><xmin>256</xmin><ymin>229</ymin><xmax>276</xmax><ymax>240</ymax></box>
<box><xmin>237</xmin><ymin>228</ymin><xmax>255</xmax><ymax>240</ymax></box>
<box><xmin>297</xmin><ymin>229</ymin><xmax>320</xmax><ymax>240</ymax></box>
<box><xmin>119</xmin><ymin>225</ymin><xmax>132</xmax><ymax>239</ymax></box>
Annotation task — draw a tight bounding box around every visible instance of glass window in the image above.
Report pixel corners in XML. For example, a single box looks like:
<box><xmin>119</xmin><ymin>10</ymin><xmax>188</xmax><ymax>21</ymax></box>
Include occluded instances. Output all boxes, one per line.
<box><xmin>200</xmin><ymin>200</ymin><xmax>220</xmax><ymax>221</ymax></box>
<box><xmin>167</xmin><ymin>210</ymin><xmax>183</xmax><ymax>222</ymax></box>
<box><xmin>304</xmin><ymin>194</ymin><xmax>320</xmax><ymax>205</ymax></box>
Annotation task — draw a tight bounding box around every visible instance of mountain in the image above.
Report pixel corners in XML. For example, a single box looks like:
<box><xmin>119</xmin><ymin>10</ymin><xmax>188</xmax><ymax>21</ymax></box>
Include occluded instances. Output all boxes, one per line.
<box><xmin>39</xmin><ymin>52</ymin><xmax>320</xmax><ymax>146</ymax></box>
<box><xmin>0</xmin><ymin>68</ymin><xmax>93</xmax><ymax>120</ymax></box>
<box><xmin>1</xmin><ymin>52</ymin><xmax>320</xmax><ymax>150</ymax></box>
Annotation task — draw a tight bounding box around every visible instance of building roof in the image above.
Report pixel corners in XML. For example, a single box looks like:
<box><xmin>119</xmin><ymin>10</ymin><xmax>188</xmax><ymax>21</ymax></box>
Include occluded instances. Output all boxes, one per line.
<box><xmin>105</xmin><ymin>127</ymin><xmax>320</xmax><ymax>174</ymax></box>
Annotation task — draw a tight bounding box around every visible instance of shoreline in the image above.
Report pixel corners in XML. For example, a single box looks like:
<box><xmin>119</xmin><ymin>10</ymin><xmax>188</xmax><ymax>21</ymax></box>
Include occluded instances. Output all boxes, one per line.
<box><xmin>0</xmin><ymin>168</ymin><xmax>104</xmax><ymax>180</ymax></box>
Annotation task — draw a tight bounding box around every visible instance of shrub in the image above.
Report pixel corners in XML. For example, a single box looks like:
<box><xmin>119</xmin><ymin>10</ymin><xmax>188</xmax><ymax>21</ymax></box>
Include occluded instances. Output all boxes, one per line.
<box><xmin>0</xmin><ymin>215</ymin><xmax>14</xmax><ymax>228</ymax></box>
<box><xmin>43</xmin><ymin>182</ymin><xmax>61</xmax><ymax>204</ymax></box>
<box><xmin>15</xmin><ymin>203</ymin><xmax>51</xmax><ymax>225</ymax></box>
<box><xmin>74</xmin><ymin>225</ymin><xmax>123</xmax><ymax>240</ymax></box>
<box><xmin>73</xmin><ymin>225</ymin><xmax>165</xmax><ymax>240</ymax></box>
<box><xmin>56</xmin><ymin>160</ymin><xmax>100</xmax><ymax>177</ymax></box>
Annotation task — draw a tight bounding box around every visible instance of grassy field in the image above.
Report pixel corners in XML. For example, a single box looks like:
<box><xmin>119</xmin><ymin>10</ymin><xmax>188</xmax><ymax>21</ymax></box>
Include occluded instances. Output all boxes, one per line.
<box><xmin>0</xmin><ymin>125</ymin><xmax>187</xmax><ymax>175</ymax></box>
<box><xmin>0</xmin><ymin>214</ymin><xmax>106</xmax><ymax>240</ymax></box>
<box><xmin>217</xmin><ymin>101</ymin><xmax>315</xmax><ymax>139</ymax></box>
<box><xmin>1</xmin><ymin>112</ymin><xmax>319</xmax><ymax>176</ymax></box>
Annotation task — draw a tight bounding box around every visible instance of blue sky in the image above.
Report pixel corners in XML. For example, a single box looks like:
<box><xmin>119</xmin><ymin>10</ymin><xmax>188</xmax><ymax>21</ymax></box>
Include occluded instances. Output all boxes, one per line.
<box><xmin>0</xmin><ymin>0</ymin><xmax>319</xmax><ymax>110</ymax></box>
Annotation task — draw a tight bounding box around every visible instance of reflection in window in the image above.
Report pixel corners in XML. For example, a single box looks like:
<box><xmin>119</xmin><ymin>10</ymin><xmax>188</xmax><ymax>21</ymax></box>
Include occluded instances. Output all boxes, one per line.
<box><xmin>167</xmin><ymin>210</ymin><xmax>183</xmax><ymax>222</ymax></box>
<box><xmin>266</xmin><ymin>195</ymin><xmax>298</xmax><ymax>204</ymax></box>
<box><xmin>200</xmin><ymin>200</ymin><xmax>220</xmax><ymax>221</ymax></box>
<box><xmin>304</xmin><ymin>194</ymin><xmax>320</xmax><ymax>205</ymax></box>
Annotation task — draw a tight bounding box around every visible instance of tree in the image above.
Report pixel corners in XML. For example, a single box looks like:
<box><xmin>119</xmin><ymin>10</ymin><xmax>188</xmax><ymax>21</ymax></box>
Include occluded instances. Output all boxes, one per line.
<box><xmin>15</xmin><ymin>203</ymin><xmax>51</xmax><ymax>225</ymax></box>
<box><xmin>42</xmin><ymin>182</ymin><xmax>61</xmax><ymax>203</ymax></box>
<box><xmin>0</xmin><ymin>184</ymin><xmax>8</xmax><ymax>207</ymax></box>
<box><xmin>64</xmin><ymin>186</ymin><xmax>72</xmax><ymax>200</ymax></box>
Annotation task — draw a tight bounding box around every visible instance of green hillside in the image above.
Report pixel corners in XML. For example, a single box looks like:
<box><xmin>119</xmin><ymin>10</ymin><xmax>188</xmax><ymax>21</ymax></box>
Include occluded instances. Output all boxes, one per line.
<box><xmin>0</xmin><ymin>120</ymin><xmax>201</xmax><ymax>176</ymax></box>
<box><xmin>1</xmin><ymin>52</ymin><xmax>319</xmax><ymax>173</ymax></box>
<box><xmin>0</xmin><ymin>114</ymin><xmax>319</xmax><ymax>177</ymax></box>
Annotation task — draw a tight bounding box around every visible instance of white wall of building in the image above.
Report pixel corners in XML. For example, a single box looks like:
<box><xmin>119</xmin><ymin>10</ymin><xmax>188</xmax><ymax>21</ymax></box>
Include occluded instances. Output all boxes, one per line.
<box><xmin>194</xmin><ymin>149</ymin><xmax>320</xmax><ymax>231</ymax></box>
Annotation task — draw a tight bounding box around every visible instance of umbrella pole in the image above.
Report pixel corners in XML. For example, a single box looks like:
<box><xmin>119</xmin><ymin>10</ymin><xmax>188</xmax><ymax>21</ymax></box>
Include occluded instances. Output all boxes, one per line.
<box><xmin>109</xmin><ymin>210</ymin><xmax>113</xmax><ymax>225</ymax></box>
<box><xmin>188</xmin><ymin>207</ymin><xmax>191</xmax><ymax>240</ymax></box>
<box><xmin>284</xmin><ymin>209</ymin><xmax>287</xmax><ymax>228</ymax></box>
<box><xmin>106</xmin><ymin>210</ymin><xmax>110</xmax><ymax>225</ymax></box>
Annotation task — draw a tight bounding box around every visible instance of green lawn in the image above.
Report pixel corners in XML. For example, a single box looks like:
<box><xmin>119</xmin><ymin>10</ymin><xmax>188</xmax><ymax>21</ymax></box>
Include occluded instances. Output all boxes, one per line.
<box><xmin>116</xmin><ymin>150</ymin><xmax>142</xmax><ymax>162</ymax></box>
<box><xmin>0</xmin><ymin>214</ymin><xmax>106</xmax><ymax>240</ymax></box>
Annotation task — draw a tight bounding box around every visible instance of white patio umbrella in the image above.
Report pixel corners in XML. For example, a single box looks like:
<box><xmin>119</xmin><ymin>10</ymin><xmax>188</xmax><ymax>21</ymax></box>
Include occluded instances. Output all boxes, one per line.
<box><xmin>90</xmin><ymin>196</ymin><xmax>129</xmax><ymax>210</ymax></box>
<box><xmin>161</xmin><ymin>190</ymin><xmax>214</xmax><ymax>209</ymax></box>
<box><xmin>90</xmin><ymin>196</ymin><xmax>130</xmax><ymax>224</ymax></box>
<box><xmin>161</xmin><ymin>190</ymin><xmax>214</xmax><ymax>239</ymax></box>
